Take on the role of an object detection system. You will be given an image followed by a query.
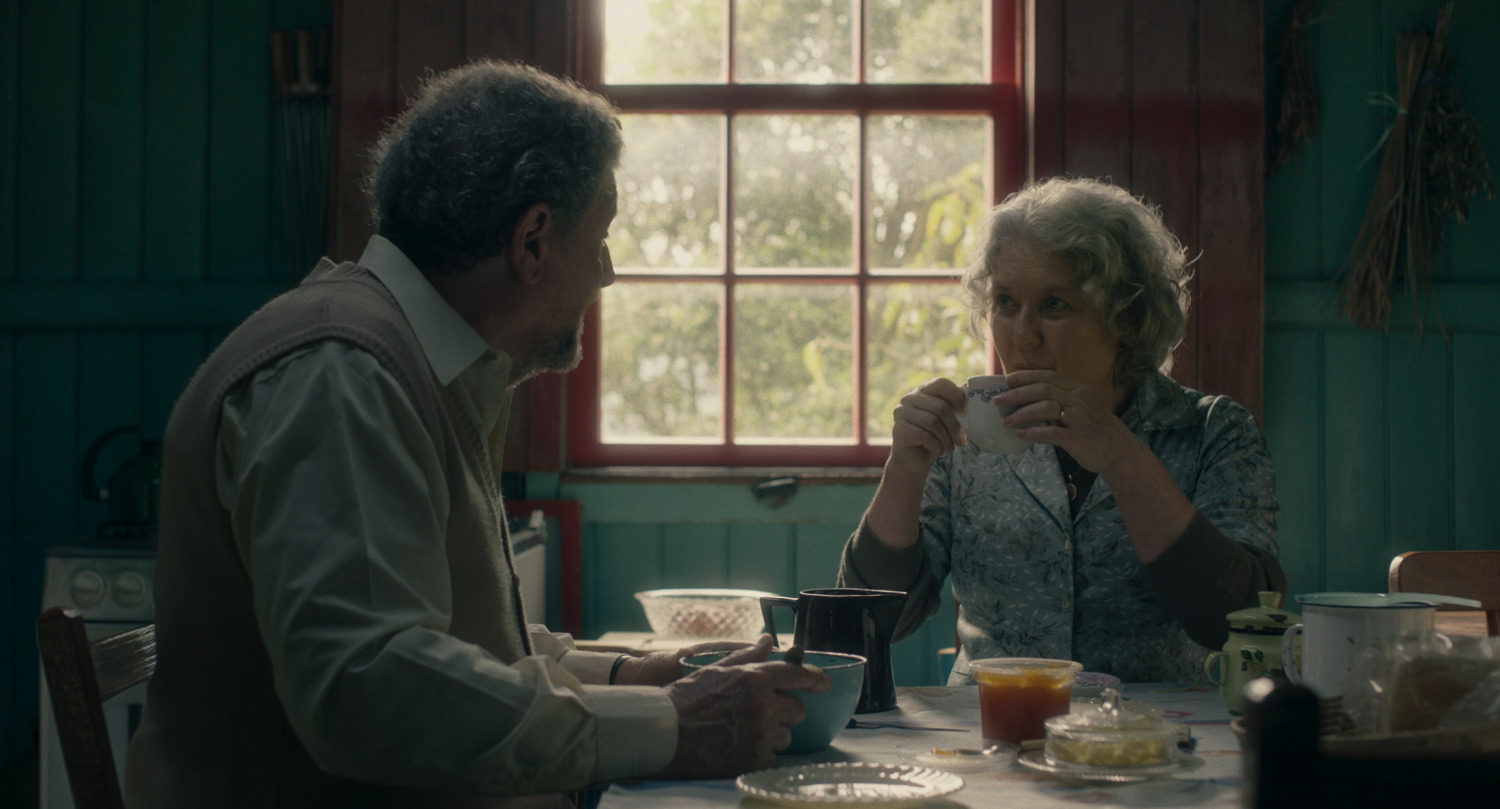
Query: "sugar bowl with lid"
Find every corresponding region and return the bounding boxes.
[1204,591,1299,714]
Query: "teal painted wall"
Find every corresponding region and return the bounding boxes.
[0,0,330,776]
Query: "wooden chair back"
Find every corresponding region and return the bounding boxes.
[1388,550,1500,635]
[36,606,156,809]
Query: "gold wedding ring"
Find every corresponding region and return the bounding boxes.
[1057,406,1067,426]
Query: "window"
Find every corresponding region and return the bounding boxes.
[570,0,1022,467]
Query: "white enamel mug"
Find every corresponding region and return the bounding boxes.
[1279,592,1457,699]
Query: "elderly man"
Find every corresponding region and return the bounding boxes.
[124,60,825,809]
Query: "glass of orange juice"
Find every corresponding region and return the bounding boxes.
[970,657,1083,744]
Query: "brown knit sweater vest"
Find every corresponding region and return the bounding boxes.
[125,260,531,808]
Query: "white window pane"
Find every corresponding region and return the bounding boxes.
[865,282,989,440]
[603,0,723,84]
[616,115,723,274]
[734,284,854,441]
[867,114,989,272]
[601,283,722,440]
[867,0,987,83]
[734,0,855,85]
[733,115,857,273]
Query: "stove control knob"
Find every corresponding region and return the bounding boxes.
[71,570,106,608]
[113,571,148,608]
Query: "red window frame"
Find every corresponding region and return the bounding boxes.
[567,0,1025,468]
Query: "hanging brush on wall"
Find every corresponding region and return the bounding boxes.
[1339,1,1494,334]
[272,27,332,281]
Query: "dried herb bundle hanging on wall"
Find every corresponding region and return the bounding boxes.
[1340,1,1495,332]
[1268,0,1332,176]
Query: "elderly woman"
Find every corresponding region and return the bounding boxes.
[839,176,1284,683]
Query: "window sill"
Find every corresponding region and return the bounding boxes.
[560,466,884,485]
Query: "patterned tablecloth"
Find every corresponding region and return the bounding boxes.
[597,682,1244,808]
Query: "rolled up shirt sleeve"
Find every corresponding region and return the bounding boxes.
[219,341,676,794]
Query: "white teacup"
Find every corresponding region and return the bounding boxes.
[956,375,1031,455]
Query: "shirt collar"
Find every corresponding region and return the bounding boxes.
[1122,370,1199,432]
[357,235,507,387]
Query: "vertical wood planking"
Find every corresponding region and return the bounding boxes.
[209,0,273,281]
[1316,1,1381,284]
[1262,0,1323,282]
[1322,332,1387,591]
[793,524,847,592]
[394,0,466,105]
[0,333,13,757]
[329,0,396,260]
[75,333,144,538]
[584,522,661,636]
[1386,334,1452,557]
[1129,0,1200,392]
[727,524,795,596]
[144,0,209,281]
[140,332,209,438]
[11,335,77,753]
[530,0,571,76]
[0,0,16,282]
[1263,330,1324,596]
[1453,334,1500,551]
[1060,0,1130,184]
[16,0,82,281]
[661,523,728,587]
[81,0,146,282]
[466,0,532,61]
[1028,0,1064,179]
[1196,0,1264,418]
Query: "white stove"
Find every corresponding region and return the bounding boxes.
[39,540,156,809]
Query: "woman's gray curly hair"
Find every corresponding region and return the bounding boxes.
[366,59,622,275]
[960,176,1192,390]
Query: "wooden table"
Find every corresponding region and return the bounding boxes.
[595,682,1244,808]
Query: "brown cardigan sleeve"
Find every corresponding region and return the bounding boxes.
[836,517,943,643]
[1143,511,1287,649]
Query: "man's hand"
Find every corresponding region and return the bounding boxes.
[612,639,758,686]
[655,635,832,779]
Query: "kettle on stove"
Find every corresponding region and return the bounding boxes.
[80,425,162,541]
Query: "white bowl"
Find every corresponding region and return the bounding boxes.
[634,588,779,639]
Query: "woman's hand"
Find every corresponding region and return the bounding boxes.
[998,369,1139,473]
[887,377,969,475]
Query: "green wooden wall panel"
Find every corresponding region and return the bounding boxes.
[16,0,82,281]
[1441,2,1500,281]
[1322,332,1387,592]
[80,0,146,282]
[727,524,795,597]
[661,523,728,587]
[0,333,13,759]
[1263,0,1323,282]
[1386,335,1452,557]
[562,481,876,524]
[1453,334,1500,551]
[584,522,661,637]
[1,0,17,283]
[1263,330,1324,597]
[792,524,846,592]
[1316,2,1383,284]
[209,0,272,281]
[10,334,77,753]
[274,0,331,28]
[140,332,208,439]
[143,0,209,281]
[75,333,144,539]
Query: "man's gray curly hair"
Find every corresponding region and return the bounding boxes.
[366,59,622,275]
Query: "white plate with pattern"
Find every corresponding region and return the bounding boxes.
[736,762,964,808]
